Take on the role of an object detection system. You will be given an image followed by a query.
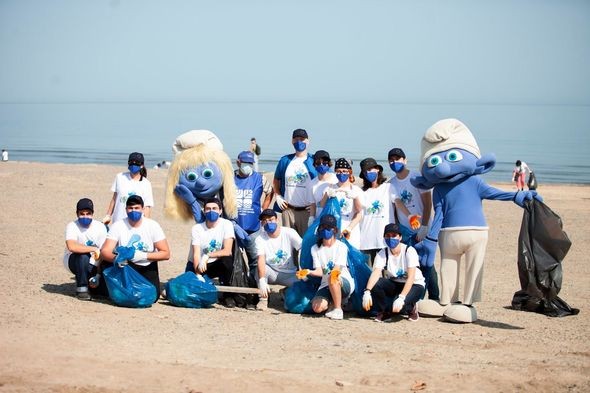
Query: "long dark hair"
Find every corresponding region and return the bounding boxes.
[140,166,147,180]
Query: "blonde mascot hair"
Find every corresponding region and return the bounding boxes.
[164,130,237,221]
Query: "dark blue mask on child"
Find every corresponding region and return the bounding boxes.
[385,237,400,249]
[293,141,307,152]
[390,162,405,173]
[128,165,141,174]
[336,173,349,183]
[77,217,92,227]
[264,222,278,234]
[316,164,330,174]
[127,211,142,222]
[205,210,220,222]
[365,171,378,183]
[320,228,334,240]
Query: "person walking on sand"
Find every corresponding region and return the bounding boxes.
[250,137,261,172]
[512,160,532,191]
[103,152,154,225]
[1,149,7,162]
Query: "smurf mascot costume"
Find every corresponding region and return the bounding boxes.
[411,119,541,323]
[165,130,238,223]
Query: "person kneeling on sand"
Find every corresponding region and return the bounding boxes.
[254,209,302,310]
[297,214,355,320]
[362,223,425,322]
[63,198,107,300]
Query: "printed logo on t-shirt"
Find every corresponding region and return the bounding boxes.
[269,249,288,265]
[338,197,349,210]
[400,189,413,206]
[119,191,137,204]
[323,260,335,275]
[85,239,97,247]
[236,189,254,213]
[287,169,309,185]
[366,200,384,215]
[204,239,222,254]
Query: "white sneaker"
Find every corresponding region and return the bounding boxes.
[325,308,343,320]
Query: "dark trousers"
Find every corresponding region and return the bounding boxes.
[421,265,440,301]
[371,277,425,314]
[68,253,93,291]
[129,261,161,298]
[185,256,233,286]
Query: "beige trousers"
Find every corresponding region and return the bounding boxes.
[439,229,489,305]
[279,207,310,238]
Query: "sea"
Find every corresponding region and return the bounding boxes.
[1,102,589,184]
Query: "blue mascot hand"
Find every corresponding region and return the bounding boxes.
[513,190,543,208]
[113,245,135,266]
[232,221,250,248]
[174,184,198,205]
[414,238,437,268]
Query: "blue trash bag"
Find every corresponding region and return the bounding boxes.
[102,263,157,308]
[341,238,373,317]
[284,280,319,314]
[166,272,218,308]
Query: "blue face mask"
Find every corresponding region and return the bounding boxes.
[316,164,330,175]
[127,210,142,222]
[365,171,378,183]
[320,228,334,240]
[264,222,278,234]
[385,237,400,249]
[78,217,92,227]
[128,165,141,174]
[336,173,349,183]
[293,141,307,152]
[205,210,220,222]
[390,162,405,173]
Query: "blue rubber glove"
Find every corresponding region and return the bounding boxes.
[113,245,135,266]
[413,238,437,268]
[513,190,543,207]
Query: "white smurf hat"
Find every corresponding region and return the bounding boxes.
[420,118,481,167]
[172,130,224,155]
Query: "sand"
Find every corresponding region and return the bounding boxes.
[0,161,588,393]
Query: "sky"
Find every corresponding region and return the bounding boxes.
[1,0,589,106]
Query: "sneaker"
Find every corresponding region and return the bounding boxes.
[76,291,92,301]
[325,308,343,320]
[223,297,236,308]
[256,298,268,311]
[373,311,393,323]
[408,305,419,322]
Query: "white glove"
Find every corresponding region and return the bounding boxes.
[275,195,288,210]
[417,226,429,241]
[307,215,315,227]
[198,254,209,272]
[392,295,406,313]
[362,290,373,311]
[102,215,112,225]
[258,277,270,298]
[326,188,337,198]
[195,273,206,282]
[131,251,148,263]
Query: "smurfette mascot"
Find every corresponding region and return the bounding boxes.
[411,119,542,323]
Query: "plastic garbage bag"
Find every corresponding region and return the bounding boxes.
[284,280,318,314]
[166,271,218,308]
[228,241,257,307]
[511,199,579,317]
[527,172,538,190]
[103,263,157,308]
[341,238,372,316]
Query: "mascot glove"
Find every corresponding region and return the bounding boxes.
[258,277,270,298]
[102,215,112,225]
[362,290,373,311]
[198,255,209,272]
[329,269,341,285]
[232,222,249,243]
[414,238,437,268]
[392,295,405,313]
[514,190,543,208]
[409,215,422,230]
[174,184,198,205]
[131,251,148,263]
[296,269,310,281]
[275,195,288,210]
[416,226,429,241]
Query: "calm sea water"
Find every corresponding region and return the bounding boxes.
[1,102,589,184]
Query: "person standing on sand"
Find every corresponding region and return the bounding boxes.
[250,137,261,172]
[103,152,154,225]
[512,160,532,191]
[1,149,7,162]
[63,198,107,300]
[273,129,317,237]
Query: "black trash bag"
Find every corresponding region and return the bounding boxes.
[511,199,579,317]
[228,241,257,307]
[527,172,538,190]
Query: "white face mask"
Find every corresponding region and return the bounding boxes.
[240,164,253,176]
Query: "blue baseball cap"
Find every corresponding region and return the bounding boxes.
[238,151,255,164]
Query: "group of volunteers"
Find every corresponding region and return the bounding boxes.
[64,128,436,322]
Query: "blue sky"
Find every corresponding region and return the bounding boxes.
[1,0,589,105]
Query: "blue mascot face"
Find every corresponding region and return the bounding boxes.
[421,149,480,185]
[179,162,223,199]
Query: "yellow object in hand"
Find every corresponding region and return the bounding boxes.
[409,214,421,230]
[296,269,310,280]
[330,269,341,284]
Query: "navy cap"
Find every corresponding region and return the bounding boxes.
[387,148,406,159]
[128,152,144,165]
[259,208,277,220]
[238,151,255,164]
[292,128,308,139]
[383,223,402,236]
[319,214,338,229]
[313,150,331,162]
[76,198,94,213]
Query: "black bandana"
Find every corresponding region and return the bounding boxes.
[334,158,352,170]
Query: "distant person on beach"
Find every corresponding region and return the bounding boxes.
[254,209,302,311]
[273,128,317,237]
[297,214,355,320]
[101,195,170,303]
[250,137,261,172]
[308,150,338,224]
[1,149,7,162]
[387,147,438,301]
[153,160,170,170]
[362,223,424,322]
[103,152,154,225]
[319,158,363,249]
[63,198,107,300]
[513,160,532,191]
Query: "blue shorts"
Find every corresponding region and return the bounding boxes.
[313,278,353,302]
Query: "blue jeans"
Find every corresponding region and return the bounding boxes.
[68,253,93,291]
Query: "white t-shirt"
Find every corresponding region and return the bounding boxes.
[309,174,338,217]
[110,172,155,223]
[373,244,425,287]
[324,183,363,249]
[255,227,302,273]
[189,218,235,263]
[107,217,166,266]
[284,156,314,207]
[311,240,355,292]
[360,183,398,250]
[63,219,107,270]
[388,170,431,229]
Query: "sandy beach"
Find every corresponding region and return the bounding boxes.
[0,161,588,393]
